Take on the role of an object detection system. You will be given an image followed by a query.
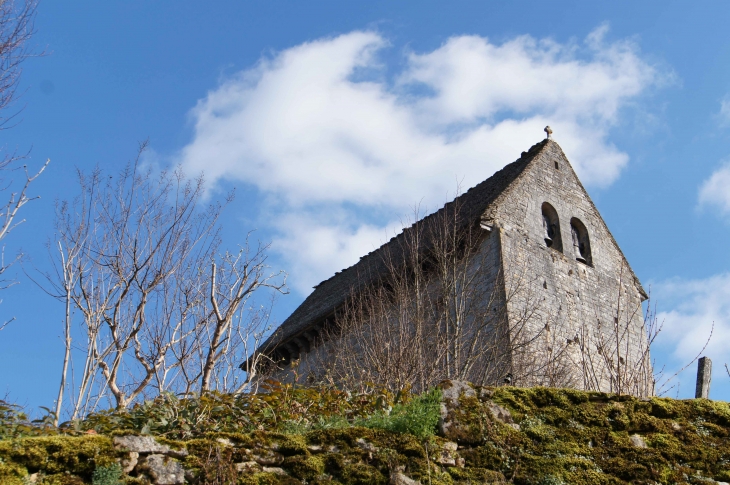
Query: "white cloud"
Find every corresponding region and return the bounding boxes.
[699,97,730,219]
[271,213,403,292]
[651,274,730,397]
[178,27,661,293]
[699,161,730,217]
[720,97,730,125]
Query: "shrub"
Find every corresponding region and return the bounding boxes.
[92,463,122,485]
[0,400,57,439]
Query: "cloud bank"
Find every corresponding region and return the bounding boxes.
[179,27,660,293]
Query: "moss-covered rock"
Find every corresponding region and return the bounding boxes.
[284,454,325,480]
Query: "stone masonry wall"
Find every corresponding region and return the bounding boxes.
[493,141,651,395]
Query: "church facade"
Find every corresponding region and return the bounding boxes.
[246,139,653,396]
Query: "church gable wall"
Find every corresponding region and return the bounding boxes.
[493,142,651,395]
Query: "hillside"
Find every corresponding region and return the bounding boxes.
[1,381,730,484]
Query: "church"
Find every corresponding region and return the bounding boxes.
[245,136,653,397]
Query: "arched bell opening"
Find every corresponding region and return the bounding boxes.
[570,217,592,266]
[541,202,563,252]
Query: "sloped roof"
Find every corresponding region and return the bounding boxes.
[253,139,551,358]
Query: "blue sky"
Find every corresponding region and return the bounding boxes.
[2,0,730,411]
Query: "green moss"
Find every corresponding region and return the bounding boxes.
[423,469,454,485]
[273,434,309,456]
[459,442,504,470]
[33,473,86,485]
[250,471,302,485]
[0,435,118,481]
[284,454,324,480]
[0,461,25,485]
[440,394,487,445]
[715,469,730,481]
[309,478,343,485]
[447,466,505,483]
[120,478,148,485]
[648,397,678,419]
[340,463,386,485]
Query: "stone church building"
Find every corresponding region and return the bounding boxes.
[247,138,653,396]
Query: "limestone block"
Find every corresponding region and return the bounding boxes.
[120,451,139,474]
[262,466,288,475]
[629,434,647,448]
[485,401,519,430]
[236,461,262,473]
[138,454,185,485]
[440,380,476,403]
[436,450,456,467]
[252,449,285,466]
[356,438,378,452]
[390,471,422,485]
[113,435,188,458]
[438,380,484,444]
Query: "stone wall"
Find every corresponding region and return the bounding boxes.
[493,141,651,395]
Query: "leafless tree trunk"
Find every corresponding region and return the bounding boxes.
[52,241,78,425]
[200,244,287,391]
[26,166,81,425]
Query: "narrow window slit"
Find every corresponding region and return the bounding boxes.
[541,202,563,253]
[570,217,593,266]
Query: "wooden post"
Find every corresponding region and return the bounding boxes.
[695,356,712,399]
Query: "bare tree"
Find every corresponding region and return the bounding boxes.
[0,0,47,329]
[38,232,83,425]
[47,143,223,410]
[162,241,288,396]
[41,143,287,416]
[0,159,47,322]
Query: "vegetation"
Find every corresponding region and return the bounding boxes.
[2,383,730,484]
